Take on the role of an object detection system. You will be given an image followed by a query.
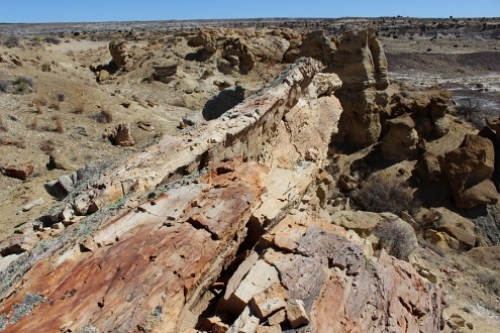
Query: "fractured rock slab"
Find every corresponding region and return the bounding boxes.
[286,299,309,328]
[250,283,287,319]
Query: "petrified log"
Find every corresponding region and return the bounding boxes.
[0,58,442,332]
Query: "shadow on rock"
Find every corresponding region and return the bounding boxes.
[185,49,215,62]
[202,86,245,121]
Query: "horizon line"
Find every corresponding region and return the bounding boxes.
[1,16,498,25]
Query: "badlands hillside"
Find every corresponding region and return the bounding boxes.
[0,17,499,332]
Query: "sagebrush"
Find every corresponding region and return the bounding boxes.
[12,76,34,94]
[353,172,418,216]
[476,270,500,297]
[374,218,418,261]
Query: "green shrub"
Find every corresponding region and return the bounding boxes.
[41,63,51,72]
[12,76,34,94]
[0,79,12,93]
[4,35,20,48]
[29,36,42,46]
[43,36,61,45]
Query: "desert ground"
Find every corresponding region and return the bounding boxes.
[0,17,499,332]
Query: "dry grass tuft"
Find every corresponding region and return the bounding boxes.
[54,115,64,133]
[49,100,61,111]
[73,100,85,114]
[475,270,500,297]
[94,108,113,124]
[352,171,419,216]
[29,117,39,130]
[0,115,8,132]
[37,94,48,106]
[34,99,43,114]
[41,63,51,72]
[12,76,34,94]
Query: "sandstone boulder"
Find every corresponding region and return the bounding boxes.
[419,208,476,250]
[441,134,498,208]
[153,62,177,83]
[187,27,291,67]
[98,69,110,82]
[381,114,419,161]
[333,90,383,147]
[2,162,34,180]
[390,86,452,139]
[425,229,461,250]
[330,210,386,237]
[243,29,290,64]
[414,151,442,181]
[188,27,218,54]
[413,88,452,138]
[44,172,78,198]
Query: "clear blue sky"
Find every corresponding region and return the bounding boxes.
[1,0,498,23]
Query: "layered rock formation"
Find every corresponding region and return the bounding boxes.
[331,29,390,147]
[0,58,442,332]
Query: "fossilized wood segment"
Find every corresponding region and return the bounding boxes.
[252,213,442,333]
[56,57,337,219]
[0,57,442,333]
[0,58,339,332]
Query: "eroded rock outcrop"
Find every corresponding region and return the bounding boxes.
[0,58,442,333]
[297,30,337,66]
[103,122,136,147]
[109,40,130,70]
[332,29,390,147]
[331,29,388,90]
[390,86,453,140]
[187,27,291,72]
[440,134,498,208]
[221,38,255,74]
[419,208,477,250]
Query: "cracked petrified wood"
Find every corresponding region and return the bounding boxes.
[0,58,442,333]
